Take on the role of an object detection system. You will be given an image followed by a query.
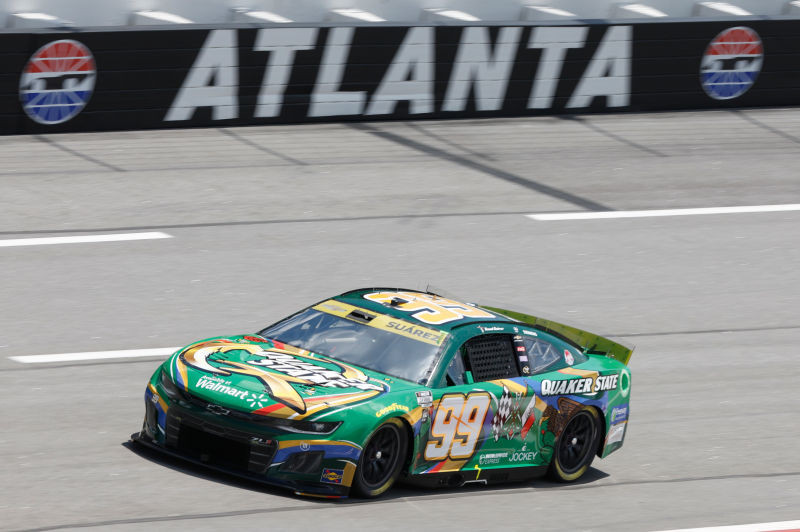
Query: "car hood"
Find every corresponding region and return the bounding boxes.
[165,335,410,419]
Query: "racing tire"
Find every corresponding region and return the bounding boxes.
[548,407,600,482]
[352,418,407,498]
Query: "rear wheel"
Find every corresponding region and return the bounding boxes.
[352,418,407,498]
[548,408,600,482]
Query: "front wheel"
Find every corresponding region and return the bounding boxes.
[548,408,600,482]
[352,418,407,498]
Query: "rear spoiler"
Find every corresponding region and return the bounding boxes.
[482,306,634,366]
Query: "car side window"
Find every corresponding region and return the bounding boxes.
[462,334,520,382]
[520,335,587,374]
[444,352,467,386]
[524,337,563,373]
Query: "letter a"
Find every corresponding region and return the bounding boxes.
[366,27,434,115]
[567,26,632,108]
[165,29,238,121]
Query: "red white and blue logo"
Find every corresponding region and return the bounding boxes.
[19,40,96,125]
[700,27,763,101]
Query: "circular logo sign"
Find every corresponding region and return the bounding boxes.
[19,40,96,125]
[700,27,763,101]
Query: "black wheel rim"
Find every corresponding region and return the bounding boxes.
[557,411,595,474]
[361,425,401,488]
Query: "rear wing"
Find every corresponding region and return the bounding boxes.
[482,306,634,366]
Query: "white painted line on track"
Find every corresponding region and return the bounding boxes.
[653,520,800,532]
[9,347,179,364]
[0,232,172,247]
[528,204,800,221]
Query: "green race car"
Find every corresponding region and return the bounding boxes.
[133,288,632,498]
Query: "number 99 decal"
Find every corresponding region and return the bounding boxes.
[424,392,491,461]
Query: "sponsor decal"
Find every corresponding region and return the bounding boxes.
[491,386,517,441]
[320,468,344,484]
[619,368,631,399]
[178,340,386,413]
[20,40,96,125]
[375,403,410,417]
[701,26,762,101]
[478,449,537,465]
[246,393,268,409]
[165,26,631,123]
[300,442,310,451]
[542,397,583,438]
[196,375,249,399]
[541,374,618,396]
[611,405,628,423]
[564,349,574,366]
[509,451,537,463]
[519,395,537,439]
[385,321,445,343]
[479,452,508,465]
[416,390,433,407]
[542,378,592,396]
[522,329,538,336]
[516,346,526,352]
[606,423,625,445]
[247,350,383,391]
[243,335,268,343]
[491,386,537,441]
[479,326,505,332]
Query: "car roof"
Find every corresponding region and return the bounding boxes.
[333,287,515,332]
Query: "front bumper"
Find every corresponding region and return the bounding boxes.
[139,384,357,498]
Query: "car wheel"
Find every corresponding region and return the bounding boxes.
[352,418,407,498]
[548,408,599,482]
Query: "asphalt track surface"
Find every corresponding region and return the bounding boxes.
[2,109,799,532]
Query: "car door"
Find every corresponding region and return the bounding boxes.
[411,327,540,475]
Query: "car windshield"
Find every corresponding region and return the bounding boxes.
[259,305,447,385]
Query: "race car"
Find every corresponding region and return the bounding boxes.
[133,288,632,498]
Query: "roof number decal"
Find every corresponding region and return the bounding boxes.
[363,291,494,325]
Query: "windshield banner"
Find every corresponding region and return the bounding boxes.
[314,300,448,346]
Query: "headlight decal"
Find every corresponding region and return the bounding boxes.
[172,354,189,390]
[146,383,168,430]
[147,383,168,412]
